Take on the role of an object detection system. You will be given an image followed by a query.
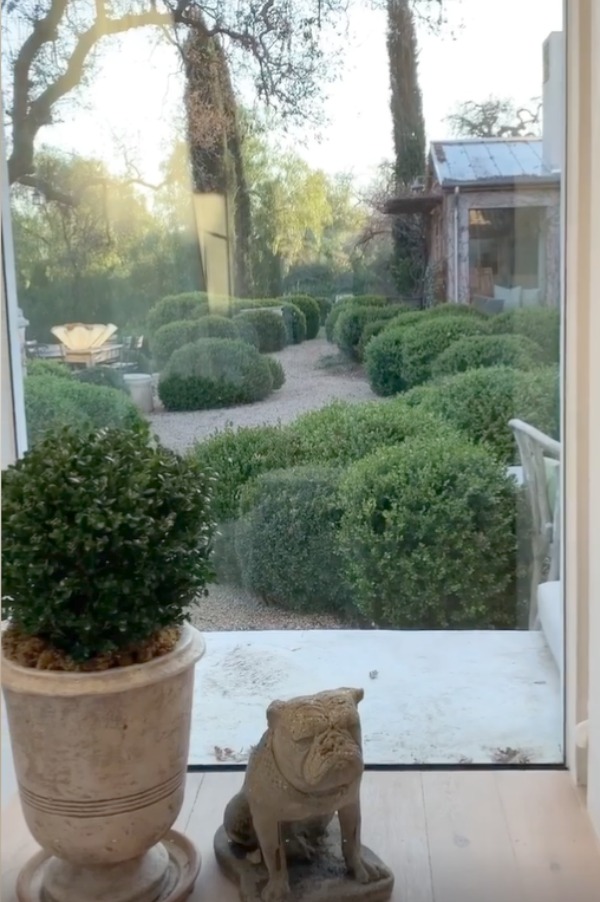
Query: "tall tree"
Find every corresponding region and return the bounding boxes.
[447,96,542,139]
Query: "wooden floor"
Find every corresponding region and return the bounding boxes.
[2,771,600,901]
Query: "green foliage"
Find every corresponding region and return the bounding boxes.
[74,367,127,392]
[192,424,301,522]
[25,359,72,379]
[339,435,518,629]
[333,304,409,360]
[364,315,427,396]
[266,356,286,390]
[25,376,144,447]
[403,365,560,463]
[233,309,286,352]
[281,295,321,339]
[158,339,273,411]
[396,315,491,389]
[152,320,202,369]
[490,307,560,363]
[432,333,546,378]
[424,303,488,319]
[195,315,241,342]
[324,296,389,342]
[147,292,209,337]
[313,296,333,325]
[281,302,307,344]
[1,424,215,661]
[357,312,421,361]
[236,467,353,614]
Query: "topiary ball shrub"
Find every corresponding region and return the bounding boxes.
[158,338,273,411]
[26,359,72,379]
[1,423,215,664]
[282,295,321,340]
[152,319,202,369]
[313,296,333,325]
[432,333,546,378]
[233,309,287,353]
[236,466,354,615]
[266,356,285,390]
[74,366,126,392]
[489,307,560,363]
[147,291,209,337]
[25,376,144,447]
[357,312,422,361]
[338,434,518,629]
[397,314,491,389]
[289,398,450,466]
[324,297,388,343]
[363,322,418,396]
[423,302,488,320]
[403,364,560,464]
[195,314,241,342]
[281,302,307,344]
[333,305,410,360]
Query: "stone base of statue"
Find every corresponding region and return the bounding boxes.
[214,820,394,902]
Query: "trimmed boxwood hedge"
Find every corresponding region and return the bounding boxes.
[266,356,285,390]
[403,364,560,464]
[432,333,546,378]
[233,309,286,353]
[147,292,209,336]
[338,434,518,629]
[282,295,321,340]
[357,312,422,362]
[313,296,333,325]
[398,315,491,389]
[423,302,488,320]
[281,302,307,344]
[235,466,353,614]
[25,359,72,379]
[333,305,410,360]
[25,375,144,447]
[74,367,127,392]
[324,296,388,343]
[195,315,241,342]
[489,307,560,363]
[158,338,273,411]
[152,319,202,368]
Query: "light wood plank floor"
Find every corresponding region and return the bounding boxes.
[2,771,600,901]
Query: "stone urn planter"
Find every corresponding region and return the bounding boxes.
[2,623,205,902]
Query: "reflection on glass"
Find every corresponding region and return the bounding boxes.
[2,0,564,766]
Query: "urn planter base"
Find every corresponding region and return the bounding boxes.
[16,830,200,902]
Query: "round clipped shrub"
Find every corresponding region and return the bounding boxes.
[364,322,418,396]
[432,333,546,378]
[339,434,518,629]
[266,356,285,390]
[26,359,72,379]
[1,422,214,663]
[403,364,560,463]
[423,302,487,319]
[158,338,273,411]
[74,366,126,392]
[193,423,302,523]
[233,309,286,353]
[147,292,209,336]
[324,297,387,343]
[236,467,353,614]
[282,295,321,340]
[357,312,422,361]
[289,397,450,466]
[313,296,333,325]
[333,305,409,360]
[24,376,145,447]
[281,302,307,344]
[152,319,202,368]
[490,307,560,363]
[398,314,491,389]
[195,314,240,342]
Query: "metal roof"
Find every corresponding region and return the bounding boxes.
[430,139,560,189]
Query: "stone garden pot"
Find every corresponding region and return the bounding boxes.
[1,623,205,902]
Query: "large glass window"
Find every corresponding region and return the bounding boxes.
[2,0,565,767]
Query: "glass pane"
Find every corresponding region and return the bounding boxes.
[2,0,564,768]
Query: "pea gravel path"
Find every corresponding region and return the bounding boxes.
[146,335,379,632]
[147,336,377,454]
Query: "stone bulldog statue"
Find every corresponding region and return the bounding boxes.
[214,687,394,902]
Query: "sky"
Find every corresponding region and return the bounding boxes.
[11,0,564,188]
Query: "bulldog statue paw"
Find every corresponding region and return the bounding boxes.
[214,687,394,902]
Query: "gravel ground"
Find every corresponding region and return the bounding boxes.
[150,334,378,630]
[147,335,378,454]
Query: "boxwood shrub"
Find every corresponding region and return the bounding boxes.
[233,309,286,353]
[195,314,240,342]
[333,305,410,360]
[489,307,560,363]
[338,434,518,629]
[74,367,126,392]
[281,302,307,344]
[432,333,546,378]
[235,466,353,614]
[25,375,144,447]
[398,315,491,389]
[313,296,333,325]
[266,357,285,390]
[158,338,273,411]
[403,364,560,463]
[147,292,209,336]
[357,312,423,362]
[26,359,72,379]
[423,302,488,320]
[152,319,202,368]
[282,295,321,339]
